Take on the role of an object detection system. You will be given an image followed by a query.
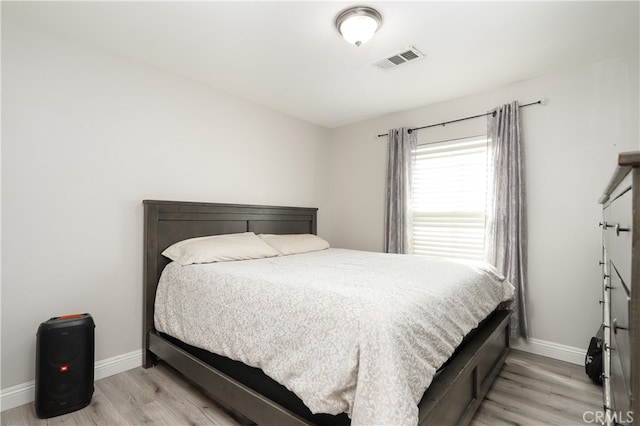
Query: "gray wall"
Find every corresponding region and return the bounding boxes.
[323,54,640,352]
[1,13,329,389]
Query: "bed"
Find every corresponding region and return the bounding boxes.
[143,200,512,425]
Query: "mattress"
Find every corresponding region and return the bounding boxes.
[154,248,514,425]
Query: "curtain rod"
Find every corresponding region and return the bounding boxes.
[376,98,548,138]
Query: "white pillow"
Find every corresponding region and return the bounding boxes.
[162,232,280,266]
[258,234,330,255]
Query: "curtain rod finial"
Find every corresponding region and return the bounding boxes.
[540,97,549,106]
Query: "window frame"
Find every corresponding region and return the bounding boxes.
[410,134,489,261]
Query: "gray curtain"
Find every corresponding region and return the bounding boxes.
[384,127,417,254]
[485,101,529,339]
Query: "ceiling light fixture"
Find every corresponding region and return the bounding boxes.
[335,6,382,47]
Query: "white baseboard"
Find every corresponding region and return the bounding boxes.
[511,337,586,366]
[0,349,142,412]
[1,339,585,412]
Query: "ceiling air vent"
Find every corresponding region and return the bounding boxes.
[373,46,425,70]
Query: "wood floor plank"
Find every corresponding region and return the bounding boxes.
[472,397,546,426]
[549,377,603,405]
[482,384,581,425]
[498,368,553,394]
[128,365,241,425]
[123,399,192,426]
[0,405,45,426]
[469,411,510,426]
[1,349,602,426]
[65,392,128,426]
[502,357,572,385]
[471,350,602,426]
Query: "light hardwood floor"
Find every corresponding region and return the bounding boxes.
[1,349,602,425]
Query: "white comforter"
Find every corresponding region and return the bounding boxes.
[154,248,514,425]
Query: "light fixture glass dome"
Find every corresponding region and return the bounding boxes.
[335,6,382,47]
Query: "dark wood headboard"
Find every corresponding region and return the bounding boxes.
[142,200,318,366]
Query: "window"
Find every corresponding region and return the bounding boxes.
[411,135,488,261]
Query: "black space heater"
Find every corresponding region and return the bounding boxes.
[35,313,95,418]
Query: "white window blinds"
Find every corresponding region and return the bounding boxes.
[411,135,488,261]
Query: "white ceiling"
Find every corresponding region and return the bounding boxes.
[5,1,639,128]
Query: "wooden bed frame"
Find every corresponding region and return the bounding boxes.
[143,200,511,425]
